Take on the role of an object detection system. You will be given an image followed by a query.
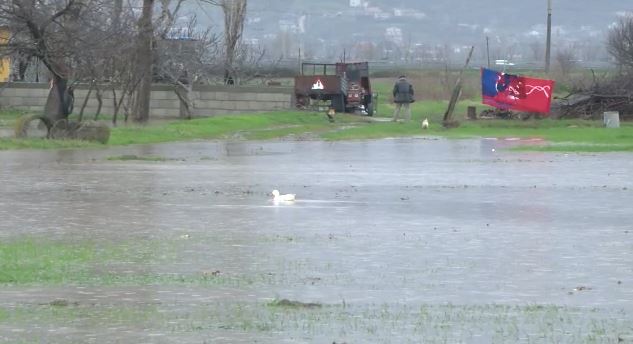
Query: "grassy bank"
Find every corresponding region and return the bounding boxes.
[1,105,632,152]
[0,109,27,128]
[444,119,633,152]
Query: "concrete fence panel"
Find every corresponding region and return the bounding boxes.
[0,83,294,119]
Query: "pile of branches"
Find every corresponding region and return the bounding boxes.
[553,73,633,120]
[478,109,537,120]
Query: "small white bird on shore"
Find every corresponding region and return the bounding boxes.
[272,189,296,202]
[421,118,429,129]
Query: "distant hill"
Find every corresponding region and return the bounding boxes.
[186,0,632,63]
[245,0,630,40]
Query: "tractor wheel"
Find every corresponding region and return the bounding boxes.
[366,102,374,116]
[295,95,308,110]
[363,94,375,116]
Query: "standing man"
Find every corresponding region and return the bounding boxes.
[392,75,414,122]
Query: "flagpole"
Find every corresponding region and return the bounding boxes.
[545,0,552,73]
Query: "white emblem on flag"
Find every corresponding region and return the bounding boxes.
[312,79,324,90]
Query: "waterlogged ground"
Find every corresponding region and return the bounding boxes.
[1,138,633,343]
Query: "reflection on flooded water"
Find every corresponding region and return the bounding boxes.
[1,138,633,343]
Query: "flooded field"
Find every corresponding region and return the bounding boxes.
[1,138,632,343]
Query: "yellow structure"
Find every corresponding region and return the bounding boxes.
[0,26,10,82]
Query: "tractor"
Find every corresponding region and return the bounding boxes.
[294,62,375,116]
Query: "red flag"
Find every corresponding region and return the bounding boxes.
[482,68,555,114]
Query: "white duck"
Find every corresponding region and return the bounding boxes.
[272,189,296,202]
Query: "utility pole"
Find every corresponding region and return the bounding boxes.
[486,36,491,68]
[545,0,552,73]
[298,47,302,74]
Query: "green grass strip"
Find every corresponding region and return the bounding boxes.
[2,107,633,152]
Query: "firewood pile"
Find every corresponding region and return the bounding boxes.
[552,74,633,120]
[478,109,535,120]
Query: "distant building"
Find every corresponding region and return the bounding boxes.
[410,11,427,20]
[243,38,260,47]
[385,27,403,45]
[366,7,391,20]
[279,19,298,33]
[166,27,192,40]
[247,17,262,24]
[394,8,426,19]
[298,15,306,34]
[350,0,362,7]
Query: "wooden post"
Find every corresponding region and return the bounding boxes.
[467,106,477,120]
[443,46,475,127]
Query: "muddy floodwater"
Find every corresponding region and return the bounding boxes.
[1,138,633,343]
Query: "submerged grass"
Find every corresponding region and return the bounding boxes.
[0,237,281,287]
[0,238,164,286]
[513,143,633,152]
[0,137,99,150]
[0,237,630,342]
[0,303,158,328]
[107,154,170,161]
[0,239,95,284]
[1,300,628,343]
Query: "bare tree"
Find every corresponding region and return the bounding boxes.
[104,1,142,125]
[555,47,576,77]
[230,43,267,83]
[202,0,247,85]
[157,0,185,38]
[155,16,221,119]
[113,0,123,31]
[0,0,88,123]
[607,16,633,71]
[528,41,543,63]
[0,0,157,127]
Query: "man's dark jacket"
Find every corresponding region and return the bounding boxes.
[393,78,414,104]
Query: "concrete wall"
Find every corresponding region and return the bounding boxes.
[0,83,294,118]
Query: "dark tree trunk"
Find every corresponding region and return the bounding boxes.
[79,81,95,122]
[174,82,193,119]
[44,74,73,123]
[133,0,155,123]
[221,0,246,85]
[17,55,31,81]
[112,88,120,126]
[94,87,103,120]
[224,70,235,85]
